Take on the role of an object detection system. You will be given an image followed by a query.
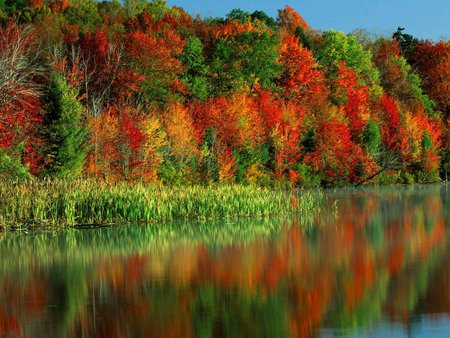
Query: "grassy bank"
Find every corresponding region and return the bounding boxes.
[0,179,322,228]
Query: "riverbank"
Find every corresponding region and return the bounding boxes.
[0,180,323,229]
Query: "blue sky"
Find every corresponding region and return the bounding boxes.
[167,0,450,41]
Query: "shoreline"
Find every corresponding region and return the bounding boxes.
[1,179,447,231]
[0,180,323,229]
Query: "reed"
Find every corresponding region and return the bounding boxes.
[0,179,323,228]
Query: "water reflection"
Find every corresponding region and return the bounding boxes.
[0,184,449,337]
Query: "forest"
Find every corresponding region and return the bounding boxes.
[0,0,449,187]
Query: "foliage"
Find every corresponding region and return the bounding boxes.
[374,39,435,115]
[393,27,417,60]
[278,34,327,104]
[226,8,250,23]
[64,0,102,29]
[125,17,185,104]
[0,147,32,179]
[181,36,210,101]
[0,23,43,174]
[210,31,281,94]
[250,10,276,29]
[413,40,450,116]
[0,3,447,185]
[317,30,382,96]
[362,119,381,156]
[46,72,88,177]
[277,5,308,34]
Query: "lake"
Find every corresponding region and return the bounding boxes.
[0,184,449,337]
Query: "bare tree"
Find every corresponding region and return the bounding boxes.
[0,23,43,130]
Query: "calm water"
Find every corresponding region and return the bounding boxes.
[0,184,449,338]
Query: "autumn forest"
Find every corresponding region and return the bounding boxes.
[0,1,449,186]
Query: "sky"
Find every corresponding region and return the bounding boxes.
[167,0,450,41]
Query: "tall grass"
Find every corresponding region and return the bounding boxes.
[0,179,322,228]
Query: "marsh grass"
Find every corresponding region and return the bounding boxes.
[0,179,322,228]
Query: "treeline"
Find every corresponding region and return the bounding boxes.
[0,1,449,186]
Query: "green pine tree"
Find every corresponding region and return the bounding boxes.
[47,73,88,177]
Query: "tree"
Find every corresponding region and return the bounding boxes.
[305,119,355,183]
[78,28,138,109]
[123,0,146,18]
[140,113,167,181]
[392,27,417,60]
[64,0,102,30]
[47,72,88,177]
[335,61,371,140]
[413,40,450,117]
[277,5,308,34]
[317,30,382,96]
[250,11,276,29]
[278,34,327,105]
[163,102,199,167]
[97,0,126,27]
[362,119,381,156]
[181,37,210,101]
[0,148,33,179]
[0,22,43,174]
[210,31,281,95]
[378,94,403,152]
[441,117,450,180]
[374,39,434,115]
[126,17,185,104]
[421,131,440,174]
[0,3,448,183]
[295,26,313,50]
[87,104,167,182]
[86,107,122,179]
[255,91,305,181]
[226,9,250,23]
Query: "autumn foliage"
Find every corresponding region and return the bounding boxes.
[0,2,447,184]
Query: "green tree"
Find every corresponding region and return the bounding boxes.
[250,10,276,29]
[390,56,435,115]
[420,131,440,180]
[47,73,88,177]
[317,30,382,96]
[181,37,210,101]
[123,0,146,18]
[362,119,381,156]
[210,32,281,95]
[3,0,27,15]
[64,0,102,30]
[0,147,32,180]
[295,25,313,50]
[393,27,417,60]
[226,8,250,23]
[373,40,435,115]
[144,0,168,20]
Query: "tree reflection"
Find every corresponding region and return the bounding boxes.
[0,185,448,337]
